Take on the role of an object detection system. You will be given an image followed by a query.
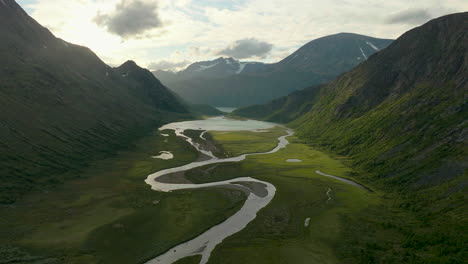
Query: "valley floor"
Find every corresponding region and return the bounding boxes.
[0,120,446,264]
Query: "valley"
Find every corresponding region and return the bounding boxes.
[1,1,466,263]
[0,115,387,264]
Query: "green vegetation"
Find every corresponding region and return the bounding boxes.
[208,126,287,157]
[0,129,246,263]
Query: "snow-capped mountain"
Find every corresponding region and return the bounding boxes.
[173,57,265,80]
[275,33,393,74]
[153,33,393,107]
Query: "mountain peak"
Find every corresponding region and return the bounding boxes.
[121,60,138,67]
[277,32,393,73]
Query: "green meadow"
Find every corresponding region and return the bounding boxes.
[209,126,286,157]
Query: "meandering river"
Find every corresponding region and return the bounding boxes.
[144,116,366,264]
[144,117,288,264]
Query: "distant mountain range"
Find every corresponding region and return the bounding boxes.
[235,12,467,262]
[154,57,266,82]
[154,33,393,107]
[0,0,192,203]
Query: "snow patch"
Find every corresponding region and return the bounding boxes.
[359,47,368,60]
[285,54,299,64]
[225,58,237,65]
[366,41,380,51]
[196,62,220,72]
[236,62,248,74]
[1,0,6,7]
[304,218,311,227]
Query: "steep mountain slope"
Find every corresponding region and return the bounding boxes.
[235,12,467,262]
[0,0,192,203]
[154,34,393,107]
[187,104,224,116]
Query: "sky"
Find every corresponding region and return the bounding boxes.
[17,0,468,71]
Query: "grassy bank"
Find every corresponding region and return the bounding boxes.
[208,126,287,157]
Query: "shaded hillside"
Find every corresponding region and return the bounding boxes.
[233,84,322,123]
[154,34,393,107]
[0,0,192,203]
[187,104,224,117]
[235,12,467,262]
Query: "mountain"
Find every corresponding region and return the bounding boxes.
[0,0,192,203]
[274,33,393,74]
[181,57,266,79]
[154,33,393,107]
[187,104,224,116]
[153,58,265,83]
[234,12,467,261]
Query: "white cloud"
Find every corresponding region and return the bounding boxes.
[18,0,468,69]
[385,9,434,25]
[148,60,191,71]
[217,38,273,59]
[94,0,163,38]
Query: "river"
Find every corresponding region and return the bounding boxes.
[144,116,366,264]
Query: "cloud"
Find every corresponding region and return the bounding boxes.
[217,38,273,59]
[385,9,433,25]
[148,60,191,71]
[94,0,163,38]
[21,0,468,67]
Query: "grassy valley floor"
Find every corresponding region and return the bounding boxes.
[1,124,425,264]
